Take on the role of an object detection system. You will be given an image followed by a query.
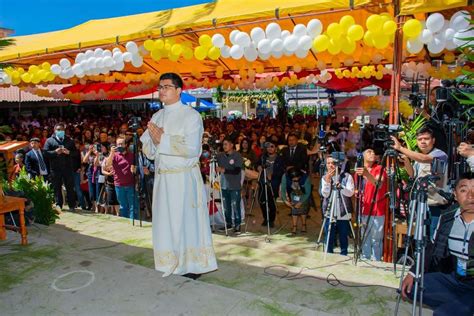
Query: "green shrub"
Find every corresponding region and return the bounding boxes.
[11,168,58,225]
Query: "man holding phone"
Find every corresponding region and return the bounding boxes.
[43,123,77,210]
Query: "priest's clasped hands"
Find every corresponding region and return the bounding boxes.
[148,122,164,145]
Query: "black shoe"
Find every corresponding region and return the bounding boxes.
[269,222,275,228]
[261,221,267,226]
[183,273,201,280]
[233,226,241,234]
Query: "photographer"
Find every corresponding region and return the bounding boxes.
[217,138,243,234]
[321,155,354,256]
[355,148,388,261]
[401,172,474,315]
[281,167,311,235]
[391,126,449,239]
[257,141,285,228]
[458,142,474,172]
[106,136,136,219]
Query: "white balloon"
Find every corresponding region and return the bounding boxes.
[131,56,143,68]
[266,23,281,40]
[79,60,89,71]
[307,19,323,38]
[94,48,104,58]
[84,50,94,59]
[295,49,308,58]
[271,38,284,52]
[282,47,293,56]
[407,38,424,54]
[59,58,71,68]
[298,35,313,51]
[426,13,445,33]
[258,51,271,60]
[445,39,457,50]
[212,34,226,48]
[257,39,272,54]
[72,64,83,75]
[235,32,251,47]
[283,35,299,52]
[453,29,473,47]
[113,52,123,63]
[104,56,114,67]
[114,61,125,71]
[103,50,112,58]
[272,50,283,58]
[244,46,258,62]
[293,24,307,37]
[75,53,86,63]
[427,36,446,54]
[220,45,231,58]
[229,45,244,59]
[95,58,104,69]
[250,27,266,43]
[50,64,62,75]
[445,28,456,41]
[420,29,433,44]
[125,41,138,53]
[112,47,122,54]
[450,10,471,31]
[229,30,240,45]
[123,52,133,62]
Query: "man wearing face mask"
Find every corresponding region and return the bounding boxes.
[106,136,136,219]
[43,123,77,210]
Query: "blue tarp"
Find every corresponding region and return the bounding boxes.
[181,93,216,112]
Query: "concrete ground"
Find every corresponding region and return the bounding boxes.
[0,206,430,315]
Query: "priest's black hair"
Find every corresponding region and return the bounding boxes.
[160,73,183,89]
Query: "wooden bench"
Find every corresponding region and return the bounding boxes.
[0,196,28,245]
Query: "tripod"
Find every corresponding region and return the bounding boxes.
[316,161,355,257]
[394,176,432,316]
[208,151,229,236]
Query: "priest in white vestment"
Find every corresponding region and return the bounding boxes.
[140,73,217,278]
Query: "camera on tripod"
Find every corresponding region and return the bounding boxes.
[128,117,141,130]
[408,83,426,108]
[373,124,402,148]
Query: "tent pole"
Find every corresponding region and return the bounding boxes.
[384,9,405,264]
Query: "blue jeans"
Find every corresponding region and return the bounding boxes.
[361,215,385,261]
[409,272,474,316]
[73,172,86,209]
[324,219,350,255]
[115,186,137,219]
[221,189,241,228]
[87,175,96,202]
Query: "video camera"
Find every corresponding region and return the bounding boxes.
[408,83,426,109]
[128,117,142,130]
[373,124,402,149]
[435,80,474,120]
[330,151,345,163]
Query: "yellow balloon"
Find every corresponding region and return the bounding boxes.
[343,69,351,78]
[331,57,341,69]
[11,70,20,79]
[383,21,397,35]
[151,49,162,61]
[366,15,382,32]
[403,19,422,38]
[347,25,364,41]
[363,31,374,47]
[194,46,208,60]
[171,44,183,56]
[29,65,40,74]
[154,39,165,50]
[372,32,389,49]
[41,62,51,70]
[183,47,194,60]
[359,54,371,65]
[312,34,329,52]
[444,52,455,63]
[341,38,356,54]
[340,15,355,30]
[37,69,48,80]
[21,73,32,83]
[46,73,55,82]
[144,39,155,51]
[199,34,212,47]
[12,76,21,85]
[327,38,341,55]
[327,23,343,39]
[32,74,41,84]
[207,46,221,60]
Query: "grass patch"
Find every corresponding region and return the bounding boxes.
[0,245,61,292]
[121,238,152,248]
[250,299,299,316]
[321,288,354,312]
[123,252,154,268]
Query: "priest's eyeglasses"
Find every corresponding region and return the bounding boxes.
[157,85,176,91]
